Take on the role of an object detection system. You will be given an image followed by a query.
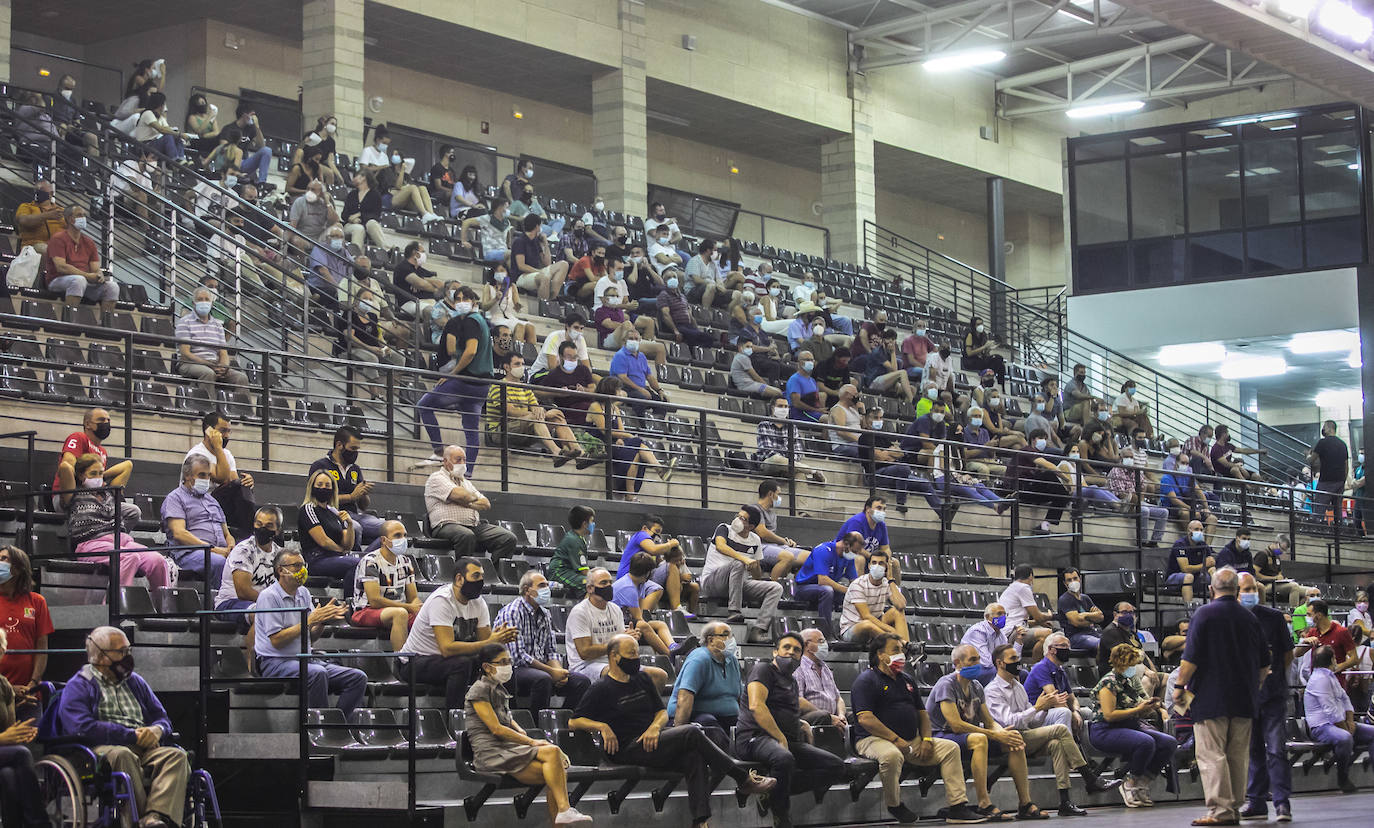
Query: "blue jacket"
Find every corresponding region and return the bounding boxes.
[40,666,175,746]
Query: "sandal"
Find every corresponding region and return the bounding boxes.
[977,805,1015,822]
[1017,803,1049,820]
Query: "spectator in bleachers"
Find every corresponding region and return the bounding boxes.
[754,398,828,483]
[794,628,845,722]
[1295,599,1358,680]
[463,644,595,827]
[511,213,570,302]
[645,201,692,261]
[52,74,99,157]
[1003,429,1071,536]
[589,376,674,500]
[1096,602,1163,694]
[647,224,685,275]
[617,243,663,313]
[848,309,888,372]
[45,625,192,828]
[303,426,382,547]
[0,626,45,828]
[785,350,830,425]
[1056,568,1102,654]
[566,568,670,688]
[655,271,715,347]
[183,93,221,157]
[960,603,1015,685]
[487,352,584,465]
[551,505,595,593]
[1349,590,1372,639]
[480,263,537,346]
[131,92,186,163]
[1041,377,1066,432]
[1088,643,1176,808]
[900,320,935,384]
[851,633,985,825]
[298,115,344,186]
[828,384,863,459]
[794,532,861,633]
[998,564,1054,661]
[863,329,916,405]
[187,411,257,538]
[839,548,908,646]
[836,496,893,560]
[929,644,1048,820]
[419,286,492,465]
[343,288,407,394]
[923,341,956,396]
[685,239,738,309]
[1024,633,1085,732]
[349,520,419,652]
[294,471,363,595]
[426,144,458,204]
[1167,520,1216,603]
[1236,573,1295,821]
[44,206,117,311]
[307,224,352,317]
[214,104,273,187]
[1062,364,1095,426]
[598,287,665,365]
[175,287,249,398]
[53,408,128,507]
[422,443,516,558]
[789,307,844,356]
[728,311,783,395]
[571,633,777,826]
[610,328,668,412]
[959,317,1006,387]
[618,517,696,614]
[458,197,512,264]
[536,340,596,430]
[754,480,810,579]
[669,621,744,741]
[562,237,606,304]
[253,548,367,716]
[1303,644,1372,793]
[213,506,282,624]
[734,630,848,828]
[1158,464,1217,539]
[342,170,388,250]
[500,158,533,203]
[492,570,591,713]
[612,553,694,661]
[531,312,590,376]
[1111,380,1153,441]
[13,91,58,156]
[1307,419,1349,522]
[160,453,233,586]
[64,453,171,590]
[700,506,783,644]
[15,178,65,257]
[1214,527,1254,574]
[0,546,50,719]
[900,398,949,463]
[978,390,1027,453]
[392,240,442,318]
[449,165,485,218]
[855,409,944,520]
[1022,394,1063,454]
[754,278,793,336]
[288,180,339,253]
[1057,443,1119,513]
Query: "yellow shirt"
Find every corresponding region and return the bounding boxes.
[16,201,64,246]
[484,382,537,433]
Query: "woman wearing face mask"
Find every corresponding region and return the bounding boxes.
[960,316,1006,387]
[1112,380,1154,440]
[481,264,535,345]
[286,145,327,197]
[381,144,442,224]
[292,114,343,186]
[1004,429,1072,535]
[1088,644,1176,808]
[1057,437,1121,513]
[450,165,485,218]
[341,170,389,249]
[855,409,943,518]
[65,454,170,589]
[0,546,51,720]
[297,471,361,597]
[430,280,465,344]
[184,94,221,156]
[502,158,535,204]
[132,92,187,163]
[344,289,406,397]
[753,279,792,335]
[586,376,672,502]
[464,643,592,826]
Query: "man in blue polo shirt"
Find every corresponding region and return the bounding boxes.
[785,351,828,423]
[1166,520,1215,603]
[1023,632,1084,733]
[794,532,862,631]
[835,496,891,559]
[1213,527,1254,574]
[608,329,665,415]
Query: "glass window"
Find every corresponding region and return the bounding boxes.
[1076,245,1129,292]
[1301,130,1361,220]
[1130,152,1184,239]
[1074,160,1128,245]
[1242,137,1300,226]
[1132,239,1185,286]
[1188,233,1244,281]
[1186,144,1241,233]
[1073,136,1126,162]
[1246,225,1303,272]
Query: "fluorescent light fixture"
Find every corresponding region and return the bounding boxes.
[1287,330,1360,354]
[923,49,1006,72]
[1315,389,1364,408]
[1066,100,1145,119]
[1318,143,1356,153]
[1347,350,1362,368]
[1219,355,1287,379]
[1130,136,1166,146]
[1350,163,1362,170]
[1248,166,1282,175]
[647,110,691,128]
[1157,342,1226,366]
[1317,1,1374,43]
[1216,112,1297,128]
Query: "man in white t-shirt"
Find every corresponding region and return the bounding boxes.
[839,548,909,644]
[647,225,683,275]
[349,520,420,652]
[186,411,256,537]
[565,568,670,689]
[528,312,590,375]
[699,505,783,644]
[924,344,956,394]
[401,557,516,708]
[997,564,1055,660]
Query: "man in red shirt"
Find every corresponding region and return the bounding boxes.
[1297,599,1358,686]
[43,205,117,311]
[53,408,132,506]
[0,546,53,718]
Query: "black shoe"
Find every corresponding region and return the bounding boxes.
[668,635,699,660]
[1058,797,1088,817]
[1275,803,1291,822]
[1143,541,1159,548]
[772,815,793,828]
[896,504,910,515]
[574,455,598,470]
[1338,774,1358,793]
[725,612,746,624]
[1237,802,1267,821]
[746,627,771,644]
[1079,767,1121,794]
[888,804,921,825]
[945,803,990,824]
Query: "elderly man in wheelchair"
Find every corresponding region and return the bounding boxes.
[39,626,191,828]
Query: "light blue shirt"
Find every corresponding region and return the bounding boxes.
[960,619,1010,666]
[668,646,742,719]
[1303,667,1353,729]
[253,581,314,660]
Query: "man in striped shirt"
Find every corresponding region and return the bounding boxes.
[175,286,247,398]
[483,352,583,466]
[493,569,591,712]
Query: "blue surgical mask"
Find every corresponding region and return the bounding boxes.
[1035,402,1045,412]
[191,477,212,495]
[391,153,402,166]
[390,537,408,556]
[926,388,938,400]
[1118,612,1135,628]
[587,521,597,536]
[970,417,983,428]
[0,562,10,583]
[535,586,552,606]
[869,564,886,580]
[330,237,344,251]
[754,314,764,325]
[625,339,640,353]
[666,277,679,290]
[871,509,886,523]
[1239,592,1260,608]
[723,637,739,657]
[802,360,815,373]
[73,216,88,231]
[1191,530,1205,544]
[991,615,1007,629]
[958,665,983,680]
[1122,664,1140,679]
[194,300,212,317]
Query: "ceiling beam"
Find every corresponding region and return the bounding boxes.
[994,33,1203,89]
[999,73,1291,116]
[859,17,1172,70]
[849,0,1004,41]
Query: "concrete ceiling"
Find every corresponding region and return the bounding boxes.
[13,0,302,43]
[875,141,1064,218]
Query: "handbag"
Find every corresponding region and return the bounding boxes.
[6,245,40,289]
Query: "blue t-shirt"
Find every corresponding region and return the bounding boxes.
[616,529,654,578]
[609,348,650,389]
[835,512,888,553]
[1023,657,1071,697]
[785,372,821,421]
[668,647,742,719]
[795,541,857,586]
[611,573,661,611]
[1158,473,1191,501]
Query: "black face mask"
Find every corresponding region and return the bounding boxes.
[776,655,800,676]
[253,526,277,546]
[35,190,51,203]
[593,584,615,602]
[108,652,135,683]
[617,655,641,675]
[354,266,371,280]
[312,486,333,502]
[339,448,359,465]
[981,378,995,388]
[939,348,951,359]
[219,434,230,449]
[93,422,112,440]
[1074,373,1086,382]
[460,579,485,600]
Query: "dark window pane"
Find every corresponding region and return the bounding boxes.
[1302,130,1361,220]
[1073,137,1126,161]
[1075,245,1129,293]
[1188,232,1244,281]
[1186,145,1241,233]
[1305,216,1364,268]
[1074,160,1128,245]
[1243,137,1300,226]
[1246,225,1303,272]
[1132,238,1185,286]
[1131,152,1184,239]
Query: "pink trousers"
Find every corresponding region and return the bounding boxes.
[75,534,171,589]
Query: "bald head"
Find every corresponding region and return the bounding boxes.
[86,625,129,666]
[1212,566,1240,595]
[952,644,979,666]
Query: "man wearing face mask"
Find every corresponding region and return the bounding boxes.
[1005,429,1072,535]
[1055,567,1103,654]
[348,520,420,652]
[15,177,64,255]
[1063,364,1095,426]
[900,320,935,383]
[1021,393,1063,454]
[565,567,666,686]
[213,506,283,626]
[923,341,956,396]
[701,506,785,644]
[493,570,591,712]
[655,269,714,346]
[1167,520,1216,603]
[418,287,494,466]
[840,548,909,646]
[734,631,848,828]
[307,225,353,318]
[45,626,190,828]
[215,104,272,186]
[572,635,778,828]
[423,445,516,559]
[647,226,684,274]
[794,533,861,636]
[185,411,257,539]
[53,408,131,508]
[960,604,1018,685]
[1214,527,1254,574]
[1235,573,1295,821]
[401,557,516,708]
[289,180,339,255]
[852,633,986,825]
[794,628,846,723]
[644,201,691,262]
[308,425,384,546]
[754,399,829,483]
[828,384,864,459]
[160,455,232,587]
[669,621,744,743]
[44,205,117,311]
[175,287,249,398]
[785,350,831,424]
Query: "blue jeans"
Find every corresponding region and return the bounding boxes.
[832,442,861,460]
[543,218,566,238]
[870,464,942,513]
[946,481,1002,509]
[481,247,508,263]
[239,145,273,184]
[352,511,384,546]
[306,553,362,597]
[1246,697,1290,808]
[1067,630,1100,654]
[611,438,648,495]
[146,133,184,160]
[1088,722,1177,776]
[830,316,854,335]
[216,597,255,633]
[259,655,367,716]
[418,375,485,465]
[171,548,226,589]
[1310,721,1374,772]
[1140,504,1167,542]
[795,582,840,617]
[1077,485,1120,509]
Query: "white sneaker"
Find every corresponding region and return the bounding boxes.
[420,212,440,223]
[555,808,592,824]
[420,453,442,465]
[1118,781,1139,808]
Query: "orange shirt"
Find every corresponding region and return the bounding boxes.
[15,200,65,246]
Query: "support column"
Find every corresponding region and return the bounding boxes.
[821,70,876,266]
[1357,264,1374,488]
[302,0,365,161]
[987,177,1007,335]
[592,0,648,215]
[0,0,11,83]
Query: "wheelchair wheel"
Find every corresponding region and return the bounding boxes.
[37,754,89,828]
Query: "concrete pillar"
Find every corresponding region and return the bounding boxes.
[821,71,876,266]
[302,0,365,161]
[0,0,11,83]
[591,0,648,215]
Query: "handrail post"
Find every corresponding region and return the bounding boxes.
[698,409,708,509]
[124,331,135,459]
[385,369,397,483]
[260,358,272,471]
[499,383,510,493]
[407,658,418,817]
[298,607,309,811]
[603,407,614,501]
[110,485,122,627]
[232,246,244,332]
[786,422,797,517]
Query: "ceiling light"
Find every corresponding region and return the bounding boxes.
[1288,330,1360,354]
[1066,100,1145,119]
[923,49,1006,72]
[1347,350,1362,368]
[1317,2,1374,43]
[1350,163,1361,170]
[1219,355,1288,379]
[1315,388,1364,408]
[1157,342,1226,366]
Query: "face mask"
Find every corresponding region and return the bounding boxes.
[1069,452,1081,460]
[386,537,408,557]
[723,637,739,657]
[189,299,215,318]
[871,509,886,523]
[1357,601,1368,613]
[1360,454,1367,464]
[460,579,486,600]
[958,664,983,680]
[313,486,333,502]
[73,217,88,231]
[817,642,830,655]
[991,615,1007,629]
[592,584,615,602]
[939,348,950,359]
[625,339,640,353]
[1075,373,1086,381]
[970,417,983,428]
[107,652,136,683]
[871,419,884,430]
[454,301,472,315]
[869,564,886,580]
[617,655,641,675]
[1117,612,1135,628]
[769,287,781,297]
[1091,433,1103,444]
[802,360,815,373]
[776,655,800,675]
[930,412,944,424]
[390,153,402,166]
[60,89,74,101]
[34,189,51,203]
[604,294,619,306]
[989,398,1002,408]
[191,477,212,495]
[982,378,995,388]
[1121,457,1134,467]
[1035,403,1045,413]
[329,238,345,251]
[915,328,927,337]
[0,562,9,583]
[1203,437,1213,447]
[524,168,534,179]
[560,359,579,373]
[1050,647,1069,661]
[1191,531,1205,543]
[1034,438,1048,451]
[742,345,754,357]
[774,406,789,418]
[1237,539,1250,551]
[753,314,765,325]
[1067,580,1081,593]
[253,526,276,546]
[79,475,106,490]
[666,277,679,290]
[657,236,670,246]
[925,388,938,400]
[593,200,604,212]
[887,653,907,672]
[1122,664,1140,679]
[1239,592,1260,608]
[803,280,816,290]
[630,255,643,264]
[842,549,858,561]
[1097,410,1110,421]
[812,324,826,337]
[535,586,552,606]
[88,421,112,442]
[975,324,985,334]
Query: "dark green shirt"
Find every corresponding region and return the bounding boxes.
[551,532,589,589]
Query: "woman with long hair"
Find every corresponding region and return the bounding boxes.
[296,470,361,596]
[450,164,485,218]
[131,92,186,163]
[65,455,170,589]
[184,93,221,155]
[961,315,1006,386]
[585,376,673,501]
[481,263,535,346]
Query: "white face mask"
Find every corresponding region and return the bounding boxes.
[325,122,336,134]
[60,89,74,100]
[812,324,825,337]
[594,200,604,211]
[1066,580,1080,593]
[604,294,619,306]
[1169,446,1181,456]
[625,339,639,353]
[976,324,985,334]
[490,664,513,683]
[305,190,319,203]
[871,419,884,430]
[774,406,789,419]
[454,301,472,315]
[562,359,579,372]
[930,412,944,424]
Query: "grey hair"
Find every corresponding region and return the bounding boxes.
[273,542,304,570]
[518,569,546,593]
[181,454,211,480]
[800,627,825,646]
[1212,566,1240,595]
[952,643,978,664]
[704,620,731,638]
[86,625,126,664]
[1045,632,1069,650]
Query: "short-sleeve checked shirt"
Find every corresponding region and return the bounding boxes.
[89,665,145,730]
[754,420,789,463]
[493,597,557,667]
[424,469,482,528]
[794,654,841,715]
[175,312,227,363]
